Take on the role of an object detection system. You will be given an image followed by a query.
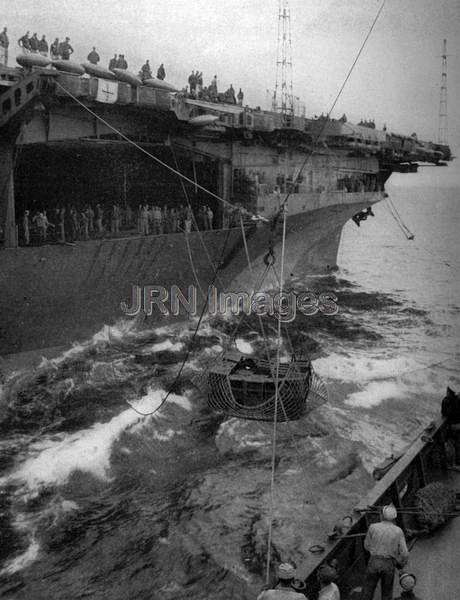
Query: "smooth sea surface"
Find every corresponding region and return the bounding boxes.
[0,163,459,599]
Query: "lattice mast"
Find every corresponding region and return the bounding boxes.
[438,39,448,145]
[273,0,294,118]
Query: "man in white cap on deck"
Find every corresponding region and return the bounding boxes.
[361,504,408,600]
[393,572,423,600]
[318,564,340,600]
[257,563,308,599]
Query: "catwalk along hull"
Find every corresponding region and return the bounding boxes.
[0,191,381,355]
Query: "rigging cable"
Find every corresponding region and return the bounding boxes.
[53,80,262,221]
[125,227,233,417]
[264,261,330,534]
[384,197,414,240]
[170,144,226,288]
[279,0,387,212]
[265,205,287,584]
[380,199,460,272]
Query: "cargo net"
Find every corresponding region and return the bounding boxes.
[414,482,458,532]
[204,362,328,422]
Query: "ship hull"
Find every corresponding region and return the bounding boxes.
[0,191,381,355]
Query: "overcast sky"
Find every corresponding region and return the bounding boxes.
[4,0,460,150]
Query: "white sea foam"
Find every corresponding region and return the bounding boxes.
[149,340,184,353]
[202,344,223,356]
[152,429,183,441]
[0,538,40,575]
[60,499,79,512]
[235,339,253,354]
[2,388,189,492]
[167,394,192,411]
[216,419,270,452]
[38,319,140,370]
[313,353,423,384]
[344,381,410,408]
[5,410,141,491]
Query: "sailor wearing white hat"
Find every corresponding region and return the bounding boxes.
[360,504,409,600]
[394,572,423,600]
[256,563,308,599]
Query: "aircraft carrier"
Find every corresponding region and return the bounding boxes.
[0,38,452,356]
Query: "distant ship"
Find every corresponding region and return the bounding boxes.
[0,10,452,356]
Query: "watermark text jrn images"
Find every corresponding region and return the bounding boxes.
[121,285,338,322]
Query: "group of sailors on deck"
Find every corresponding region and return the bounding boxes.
[1,23,168,81]
[19,201,242,246]
[15,30,75,60]
[137,204,216,235]
[1,24,246,107]
[139,60,166,81]
[185,71,244,105]
[258,504,422,600]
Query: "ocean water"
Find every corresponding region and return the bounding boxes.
[0,164,459,599]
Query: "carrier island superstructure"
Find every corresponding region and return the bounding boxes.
[0,61,452,354]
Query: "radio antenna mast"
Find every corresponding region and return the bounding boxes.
[273,0,294,121]
[438,39,448,145]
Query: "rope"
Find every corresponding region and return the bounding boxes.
[384,197,414,240]
[183,227,206,301]
[383,198,460,271]
[414,243,460,272]
[126,227,232,417]
[53,79,261,220]
[265,205,287,584]
[239,212,278,368]
[236,222,329,535]
[278,0,387,213]
[170,144,226,289]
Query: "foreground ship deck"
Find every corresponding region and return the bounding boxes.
[288,416,460,599]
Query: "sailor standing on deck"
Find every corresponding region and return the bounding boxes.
[95,203,104,234]
[22,210,30,245]
[87,47,100,65]
[87,205,94,235]
[109,54,118,70]
[50,38,60,60]
[140,60,152,80]
[29,33,39,53]
[318,565,340,600]
[116,54,128,69]
[0,27,9,66]
[38,35,48,56]
[70,207,78,240]
[111,203,120,234]
[141,204,150,235]
[156,63,166,80]
[206,206,214,230]
[18,31,31,53]
[34,211,53,243]
[188,71,197,97]
[257,563,307,599]
[58,208,66,243]
[80,209,89,240]
[361,504,408,600]
[59,37,74,60]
